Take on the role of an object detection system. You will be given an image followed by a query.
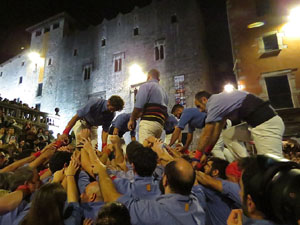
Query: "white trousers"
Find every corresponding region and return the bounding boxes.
[138,120,163,144]
[73,120,98,149]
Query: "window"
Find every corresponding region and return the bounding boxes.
[133,27,139,36]
[48,58,52,66]
[53,23,60,29]
[263,34,279,51]
[171,15,178,23]
[83,65,92,81]
[174,75,186,106]
[114,59,122,72]
[155,45,165,60]
[21,62,25,66]
[37,83,43,96]
[35,30,42,37]
[73,49,77,56]
[0,72,2,77]
[44,27,50,33]
[35,104,41,111]
[19,77,23,84]
[113,52,125,73]
[265,75,293,109]
[101,39,106,47]
[255,0,271,17]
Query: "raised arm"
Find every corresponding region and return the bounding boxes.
[169,127,182,146]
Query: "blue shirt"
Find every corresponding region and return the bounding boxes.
[77,98,115,131]
[118,185,206,225]
[78,170,92,194]
[135,79,168,108]
[111,113,136,137]
[0,200,28,225]
[81,201,105,220]
[205,91,248,123]
[242,215,278,225]
[113,175,161,200]
[178,108,206,133]
[199,179,241,225]
[164,114,178,134]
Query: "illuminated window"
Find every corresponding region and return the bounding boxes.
[37,83,43,97]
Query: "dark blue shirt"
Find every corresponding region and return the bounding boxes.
[77,98,115,132]
[111,113,136,137]
[81,201,105,220]
[164,114,178,134]
[178,108,206,133]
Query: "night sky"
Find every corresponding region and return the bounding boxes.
[0,0,234,90]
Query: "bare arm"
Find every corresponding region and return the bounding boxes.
[112,127,119,135]
[197,123,216,152]
[169,127,182,146]
[128,108,143,131]
[65,159,80,203]
[183,132,193,150]
[196,171,223,192]
[0,155,35,173]
[0,190,27,215]
[65,114,80,131]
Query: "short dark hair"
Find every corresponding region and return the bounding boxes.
[195,91,211,101]
[148,69,160,79]
[49,151,72,173]
[96,202,131,225]
[108,95,124,111]
[0,172,12,190]
[131,147,157,177]
[165,160,195,196]
[171,104,184,114]
[126,141,142,164]
[209,157,229,179]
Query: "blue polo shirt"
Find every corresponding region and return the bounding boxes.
[135,79,168,108]
[205,91,248,123]
[164,114,178,134]
[0,200,28,225]
[111,113,136,137]
[177,108,206,133]
[199,179,241,225]
[77,98,115,132]
[81,201,105,220]
[113,175,161,200]
[242,214,278,225]
[118,185,206,225]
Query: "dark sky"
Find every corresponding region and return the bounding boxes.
[0,0,234,89]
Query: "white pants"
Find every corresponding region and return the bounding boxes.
[73,120,98,149]
[138,120,163,144]
[250,115,284,157]
[211,135,235,162]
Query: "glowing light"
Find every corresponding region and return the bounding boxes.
[282,6,300,37]
[224,83,235,93]
[28,52,44,66]
[20,47,25,50]
[128,64,147,85]
[238,84,245,90]
[247,22,265,29]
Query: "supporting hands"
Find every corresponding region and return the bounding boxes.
[65,158,80,176]
[227,209,243,225]
[127,119,135,131]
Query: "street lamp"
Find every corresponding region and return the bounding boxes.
[282,6,300,37]
[128,64,147,85]
[28,52,44,66]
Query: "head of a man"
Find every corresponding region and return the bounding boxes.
[126,141,143,164]
[8,127,14,135]
[9,167,40,193]
[131,147,158,177]
[96,202,131,225]
[171,104,184,119]
[204,157,229,179]
[49,151,72,174]
[147,69,160,82]
[107,95,124,112]
[195,91,212,112]
[160,158,195,195]
[81,181,103,203]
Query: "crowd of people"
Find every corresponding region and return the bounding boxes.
[0,68,299,225]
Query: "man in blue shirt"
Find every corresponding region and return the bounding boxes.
[164,104,184,144]
[113,145,161,200]
[194,90,284,163]
[196,157,241,225]
[128,69,169,144]
[60,95,124,149]
[168,108,206,153]
[92,150,206,225]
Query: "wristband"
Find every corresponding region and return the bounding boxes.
[63,127,71,135]
[102,143,107,149]
[204,145,214,154]
[55,140,62,148]
[33,151,41,158]
[194,150,203,160]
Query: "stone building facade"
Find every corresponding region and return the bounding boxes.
[0,0,211,145]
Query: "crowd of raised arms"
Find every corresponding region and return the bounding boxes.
[0,68,299,225]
